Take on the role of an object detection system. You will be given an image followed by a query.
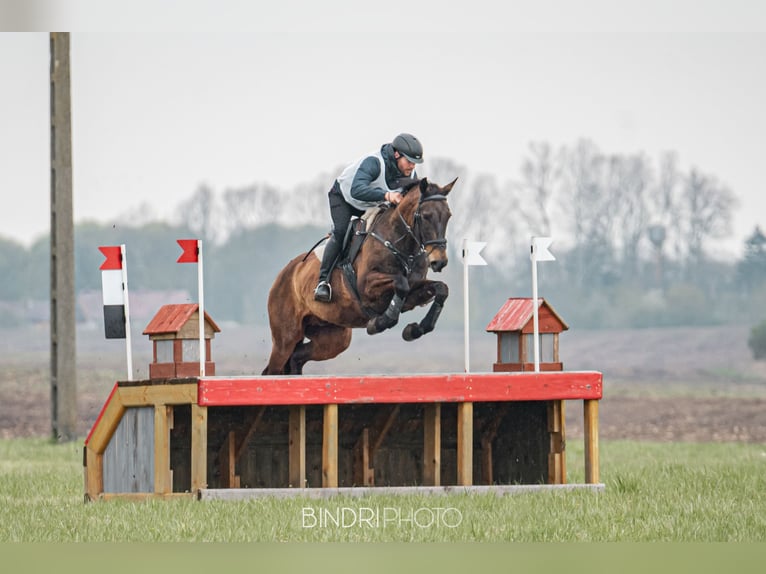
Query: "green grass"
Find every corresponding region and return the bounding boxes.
[2,438,766,542]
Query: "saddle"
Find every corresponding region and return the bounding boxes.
[311,204,388,316]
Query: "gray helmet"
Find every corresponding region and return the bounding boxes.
[393,133,424,164]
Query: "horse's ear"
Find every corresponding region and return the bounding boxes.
[440,177,458,195]
[419,177,429,194]
[400,178,421,194]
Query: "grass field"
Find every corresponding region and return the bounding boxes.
[1,437,765,543]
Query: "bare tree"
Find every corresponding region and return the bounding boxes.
[177,183,219,243]
[518,141,559,236]
[683,168,738,264]
[610,153,652,278]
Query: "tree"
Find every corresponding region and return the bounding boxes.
[737,226,766,291]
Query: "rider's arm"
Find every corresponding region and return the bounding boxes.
[349,157,388,203]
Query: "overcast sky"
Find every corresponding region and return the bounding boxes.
[1,1,765,257]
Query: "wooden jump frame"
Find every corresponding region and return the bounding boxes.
[83,371,602,501]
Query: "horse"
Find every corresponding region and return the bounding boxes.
[262,176,457,375]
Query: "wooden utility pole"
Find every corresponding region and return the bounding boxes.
[50,32,77,441]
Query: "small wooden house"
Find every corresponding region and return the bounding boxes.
[143,304,220,379]
[486,297,568,372]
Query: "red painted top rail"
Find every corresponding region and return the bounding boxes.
[198,371,602,406]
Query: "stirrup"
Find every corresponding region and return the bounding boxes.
[314,280,332,302]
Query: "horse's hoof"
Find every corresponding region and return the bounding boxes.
[402,323,423,341]
[366,318,380,335]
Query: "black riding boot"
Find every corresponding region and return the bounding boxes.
[314,235,342,302]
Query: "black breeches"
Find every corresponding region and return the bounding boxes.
[328,184,364,243]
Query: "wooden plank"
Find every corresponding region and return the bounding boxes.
[219,431,240,488]
[584,399,600,484]
[119,383,197,407]
[353,428,374,486]
[84,446,103,500]
[322,404,338,488]
[235,406,266,461]
[198,371,603,406]
[479,405,507,485]
[85,384,126,454]
[96,492,196,502]
[370,405,400,458]
[154,405,172,494]
[423,403,441,486]
[288,405,306,488]
[456,402,473,486]
[200,483,606,501]
[190,403,207,492]
[547,400,566,484]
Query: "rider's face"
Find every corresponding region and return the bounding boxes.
[396,153,416,177]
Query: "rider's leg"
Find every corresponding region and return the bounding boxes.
[314,184,359,302]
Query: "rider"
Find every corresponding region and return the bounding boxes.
[313,133,424,302]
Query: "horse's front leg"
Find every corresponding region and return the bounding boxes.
[366,274,410,335]
[401,280,449,341]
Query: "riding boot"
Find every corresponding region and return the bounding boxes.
[314,235,342,302]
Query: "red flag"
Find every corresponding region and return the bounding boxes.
[98,246,122,270]
[177,239,199,263]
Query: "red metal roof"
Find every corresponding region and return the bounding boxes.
[143,303,221,335]
[485,297,568,332]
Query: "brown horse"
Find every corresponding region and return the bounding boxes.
[262,177,457,375]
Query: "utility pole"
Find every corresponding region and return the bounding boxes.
[50,32,77,441]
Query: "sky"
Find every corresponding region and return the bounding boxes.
[1,1,765,257]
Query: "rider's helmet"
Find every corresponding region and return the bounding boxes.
[393,133,424,164]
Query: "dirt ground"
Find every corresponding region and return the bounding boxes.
[2,324,766,442]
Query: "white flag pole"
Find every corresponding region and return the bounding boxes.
[120,244,133,381]
[461,239,488,373]
[531,240,541,373]
[530,236,556,373]
[197,239,206,377]
[462,238,470,373]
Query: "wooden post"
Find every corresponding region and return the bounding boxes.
[288,405,306,488]
[547,400,566,484]
[353,428,374,486]
[190,403,208,492]
[49,32,77,442]
[457,402,473,486]
[423,404,441,486]
[84,447,103,500]
[322,404,338,488]
[154,405,172,494]
[584,399,600,484]
[219,431,240,488]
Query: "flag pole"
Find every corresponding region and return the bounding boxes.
[462,238,470,373]
[531,239,541,373]
[120,244,133,380]
[197,239,205,377]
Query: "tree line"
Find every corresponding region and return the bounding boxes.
[1,139,765,330]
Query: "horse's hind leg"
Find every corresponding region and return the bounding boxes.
[288,325,353,374]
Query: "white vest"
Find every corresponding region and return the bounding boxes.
[337,150,404,210]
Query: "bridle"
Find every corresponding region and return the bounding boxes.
[367,194,449,275]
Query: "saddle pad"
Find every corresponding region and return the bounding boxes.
[313,204,386,261]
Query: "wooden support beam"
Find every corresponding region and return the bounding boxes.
[353,428,374,486]
[584,399,600,484]
[190,403,208,492]
[153,405,172,494]
[423,403,441,486]
[235,406,266,462]
[547,400,566,484]
[322,404,338,488]
[289,405,306,488]
[84,446,103,501]
[119,384,198,407]
[218,430,240,488]
[457,402,473,486]
[479,405,508,485]
[370,404,400,459]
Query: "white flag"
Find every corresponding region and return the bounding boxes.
[462,240,488,266]
[531,237,555,262]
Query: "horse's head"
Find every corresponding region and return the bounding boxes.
[400,177,457,273]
